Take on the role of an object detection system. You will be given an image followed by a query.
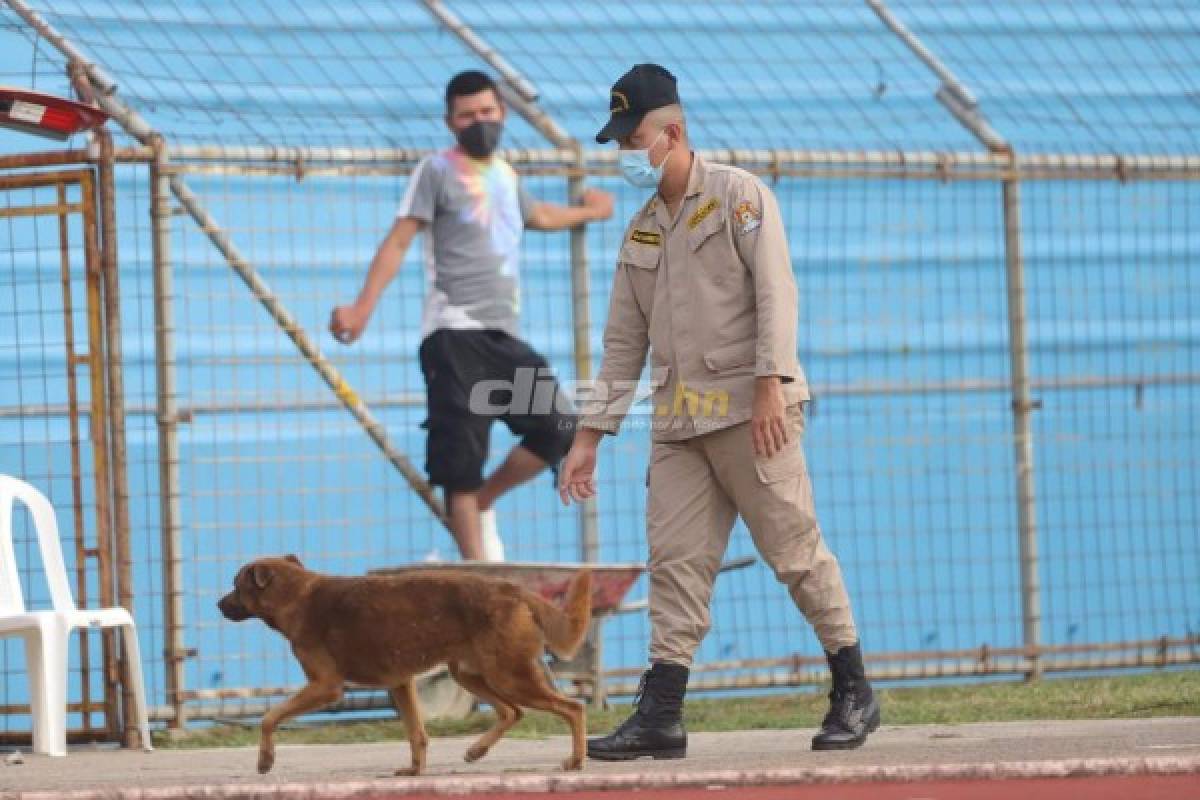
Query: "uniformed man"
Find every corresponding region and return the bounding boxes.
[559,64,880,759]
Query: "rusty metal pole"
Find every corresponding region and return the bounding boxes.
[95,127,141,745]
[567,152,599,569]
[566,148,604,707]
[71,57,141,747]
[150,136,187,729]
[55,177,95,735]
[79,170,121,739]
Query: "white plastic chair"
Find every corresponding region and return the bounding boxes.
[0,474,152,756]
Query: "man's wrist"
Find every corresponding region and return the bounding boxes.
[574,426,605,448]
[353,294,378,314]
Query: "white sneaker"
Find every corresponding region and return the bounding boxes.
[479,509,506,562]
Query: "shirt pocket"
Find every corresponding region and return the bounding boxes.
[619,241,661,317]
[702,337,756,374]
[687,206,725,253]
[619,240,662,270]
[688,206,739,285]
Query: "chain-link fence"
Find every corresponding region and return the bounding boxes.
[1,0,1197,742]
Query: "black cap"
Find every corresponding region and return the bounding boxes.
[595,64,680,144]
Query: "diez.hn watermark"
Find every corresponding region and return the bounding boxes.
[468,367,731,420]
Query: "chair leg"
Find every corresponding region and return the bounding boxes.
[26,622,69,757]
[120,623,153,752]
[23,631,46,752]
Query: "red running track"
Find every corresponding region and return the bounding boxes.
[395,774,1200,800]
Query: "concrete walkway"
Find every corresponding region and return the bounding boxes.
[2,718,1199,798]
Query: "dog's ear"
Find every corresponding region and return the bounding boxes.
[251,564,273,589]
[283,554,303,567]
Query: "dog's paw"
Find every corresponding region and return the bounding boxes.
[561,755,584,771]
[393,766,422,777]
[257,749,276,774]
[464,743,489,763]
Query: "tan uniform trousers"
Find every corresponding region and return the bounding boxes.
[646,403,858,666]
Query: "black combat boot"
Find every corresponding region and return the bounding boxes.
[588,662,688,760]
[811,642,881,750]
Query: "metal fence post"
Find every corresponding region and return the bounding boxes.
[150,136,187,728]
[78,168,121,738]
[72,57,143,748]
[567,148,604,707]
[1001,174,1042,680]
[866,0,1042,677]
[568,150,599,567]
[99,130,142,745]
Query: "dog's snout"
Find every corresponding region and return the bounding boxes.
[218,592,251,621]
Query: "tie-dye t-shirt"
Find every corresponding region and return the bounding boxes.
[397,147,537,339]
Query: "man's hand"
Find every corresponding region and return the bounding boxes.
[329,302,371,345]
[559,429,604,505]
[751,375,789,458]
[581,188,614,222]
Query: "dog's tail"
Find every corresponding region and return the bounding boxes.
[526,569,593,660]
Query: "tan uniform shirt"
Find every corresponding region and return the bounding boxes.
[581,154,809,441]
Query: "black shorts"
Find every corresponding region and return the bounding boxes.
[418,329,577,492]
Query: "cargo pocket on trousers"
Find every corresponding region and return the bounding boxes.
[753,442,806,484]
[752,439,817,534]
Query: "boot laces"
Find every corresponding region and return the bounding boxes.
[632,672,649,707]
[611,672,651,734]
[630,669,681,727]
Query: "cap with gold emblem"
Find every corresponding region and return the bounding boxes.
[595,63,680,144]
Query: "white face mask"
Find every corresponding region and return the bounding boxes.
[618,130,671,188]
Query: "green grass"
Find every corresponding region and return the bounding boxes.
[155,670,1200,749]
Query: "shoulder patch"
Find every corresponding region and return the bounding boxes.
[687,197,720,230]
[630,229,662,246]
[733,201,762,235]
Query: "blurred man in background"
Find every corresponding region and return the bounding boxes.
[332,70,613,561]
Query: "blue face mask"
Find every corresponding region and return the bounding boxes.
[618,130,670,189]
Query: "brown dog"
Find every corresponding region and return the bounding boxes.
[217,555,592,775]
